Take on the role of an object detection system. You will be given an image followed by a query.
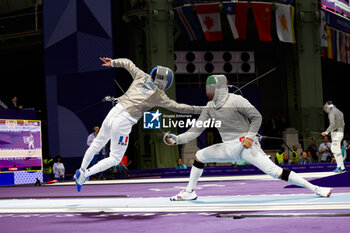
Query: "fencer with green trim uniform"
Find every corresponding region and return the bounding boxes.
[73,58,202,192]
[322,102,346,173]
[164,75,332,200]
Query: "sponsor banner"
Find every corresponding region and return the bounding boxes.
[143,110,221,130]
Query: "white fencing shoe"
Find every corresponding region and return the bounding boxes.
[315,186,333,198]
[170,190,198,201]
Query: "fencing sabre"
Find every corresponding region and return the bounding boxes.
[230,67,277,94]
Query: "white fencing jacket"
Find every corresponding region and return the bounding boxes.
[177,75,262,144]
[111,59,202,120]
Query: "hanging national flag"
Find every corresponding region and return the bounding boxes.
[223,2,239,39]
[336,29,341,62]
[194,3,223,41]
[326,26,333,59]
[332,28,337,59]
[340,31,347,63]
[251,2,273,41]
[173,5,203,42]
[320,10,328,48]
[235,2,249,40]
[275,3,296,43]
[346,33,350,64]
[321,45,327,58]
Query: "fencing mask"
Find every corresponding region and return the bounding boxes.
[150,66,174,90]
[323,101,334,113]
[206,75,229,109]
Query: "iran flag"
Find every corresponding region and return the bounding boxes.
[194,3,223,41]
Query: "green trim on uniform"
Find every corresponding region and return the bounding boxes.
[206,75,217,85]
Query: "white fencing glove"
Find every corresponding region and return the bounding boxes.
[163,132,178,145]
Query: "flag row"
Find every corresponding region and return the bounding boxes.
[321,25,350,64]
[173,2,296,43]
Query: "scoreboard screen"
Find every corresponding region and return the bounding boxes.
[0,119,42,172]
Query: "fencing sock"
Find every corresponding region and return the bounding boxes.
[84,157,118,177]
[185,166,204,192]
[287,171,317,192]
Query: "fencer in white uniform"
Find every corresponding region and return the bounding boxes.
[164,75,332,200]
[322,101,346,173]
[73,58,202,191]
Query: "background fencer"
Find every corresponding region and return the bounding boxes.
[322,101,346,173]
[164,75,333,200]
[74,58,202,191]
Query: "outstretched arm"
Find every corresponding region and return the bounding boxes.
[100,57,147,80]
[158,91,203,115]
[164,108,209,145]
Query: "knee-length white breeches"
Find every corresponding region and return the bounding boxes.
[331,131,344,169]
[81,104,137,170]
[195,137,282,179]
[331,131,343,155]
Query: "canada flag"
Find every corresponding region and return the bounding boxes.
[194,3,222,41]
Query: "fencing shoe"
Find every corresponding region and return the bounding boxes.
[315,186,332,198]
[73,168,89,192]
[170,190,198,201]
[333,167,346,173]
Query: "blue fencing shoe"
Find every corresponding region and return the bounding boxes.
[73,168,89,192]
[333,167,346,173]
